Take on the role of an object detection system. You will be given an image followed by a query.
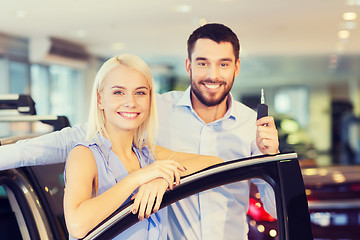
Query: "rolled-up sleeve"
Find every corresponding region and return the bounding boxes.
[0,124,86,170]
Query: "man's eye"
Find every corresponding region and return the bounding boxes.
[197,62,207,67]
[220,63,229,67]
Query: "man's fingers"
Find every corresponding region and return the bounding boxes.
[256,116,275,127]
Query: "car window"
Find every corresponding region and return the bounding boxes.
[28,163,68,237]
[248,182,278,239]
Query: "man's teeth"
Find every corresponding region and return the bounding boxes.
[205,84,220,89]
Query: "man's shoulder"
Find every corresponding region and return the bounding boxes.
[156,90,185,105]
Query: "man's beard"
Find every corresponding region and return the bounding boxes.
[190,71,234,107]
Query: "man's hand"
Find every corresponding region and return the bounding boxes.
[131,178,169,220]
[256,116,279,154]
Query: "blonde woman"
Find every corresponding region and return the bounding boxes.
[64,54,222,239]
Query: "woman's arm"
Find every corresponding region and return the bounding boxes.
[131,147,223,218]
[154,145,223,176]
[64,145,185,239]
[64,146,141,239]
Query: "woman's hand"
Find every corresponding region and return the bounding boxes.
[131,178,168,220]
[133,160,186,190]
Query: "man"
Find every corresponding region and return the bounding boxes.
[0,23,278,239]
[156,23,278,239]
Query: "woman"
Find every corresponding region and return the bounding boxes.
[64,54,222,239]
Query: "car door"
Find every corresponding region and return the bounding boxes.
[81,153,313,240]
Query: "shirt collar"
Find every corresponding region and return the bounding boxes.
[88,132,112,161]
[175,86,193,108]
[90,132,149,167]
[175,86,237,122]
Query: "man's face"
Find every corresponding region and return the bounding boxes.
[186,38,240,107]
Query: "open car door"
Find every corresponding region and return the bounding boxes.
[82,153,313,240]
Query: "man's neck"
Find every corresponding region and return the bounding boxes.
[191,93,229,124]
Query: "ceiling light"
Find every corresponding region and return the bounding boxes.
[338,30,350,39]
[342,12,357,21]
[174,5,192,13]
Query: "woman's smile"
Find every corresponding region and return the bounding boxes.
[118,111,140,119]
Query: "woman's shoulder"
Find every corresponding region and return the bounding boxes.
[68,144,94,162]
[68,135,105,164]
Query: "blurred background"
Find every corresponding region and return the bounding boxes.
[1,0,360,166]
[1,1,360,239]
[0,0,360,165]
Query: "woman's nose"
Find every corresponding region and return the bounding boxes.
[123,94,136,108]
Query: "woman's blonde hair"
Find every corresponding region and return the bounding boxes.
[86,54,158,151]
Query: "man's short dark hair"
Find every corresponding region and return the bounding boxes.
[187,23,240,61]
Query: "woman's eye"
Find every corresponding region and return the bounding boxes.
[114,91,124,95]
[135,91,147,95]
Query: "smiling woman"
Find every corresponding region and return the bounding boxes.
[63,53,222,240]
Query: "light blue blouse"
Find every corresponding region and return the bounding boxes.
[67,133,167,240]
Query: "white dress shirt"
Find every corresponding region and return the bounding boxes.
[156,87,276,240]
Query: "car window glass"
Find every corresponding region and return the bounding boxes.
[248,181,278,240]
[29,163,67,233]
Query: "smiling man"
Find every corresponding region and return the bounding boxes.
[155,23,279,239]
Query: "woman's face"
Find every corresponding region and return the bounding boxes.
[98,64,151,134]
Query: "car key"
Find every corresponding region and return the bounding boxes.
[257,88,268,120]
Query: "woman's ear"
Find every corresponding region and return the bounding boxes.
[97,91,104,110]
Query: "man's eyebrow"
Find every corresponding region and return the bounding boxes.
[194,57,233,62]
[194,57,207,61]
[219,58,233,62]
